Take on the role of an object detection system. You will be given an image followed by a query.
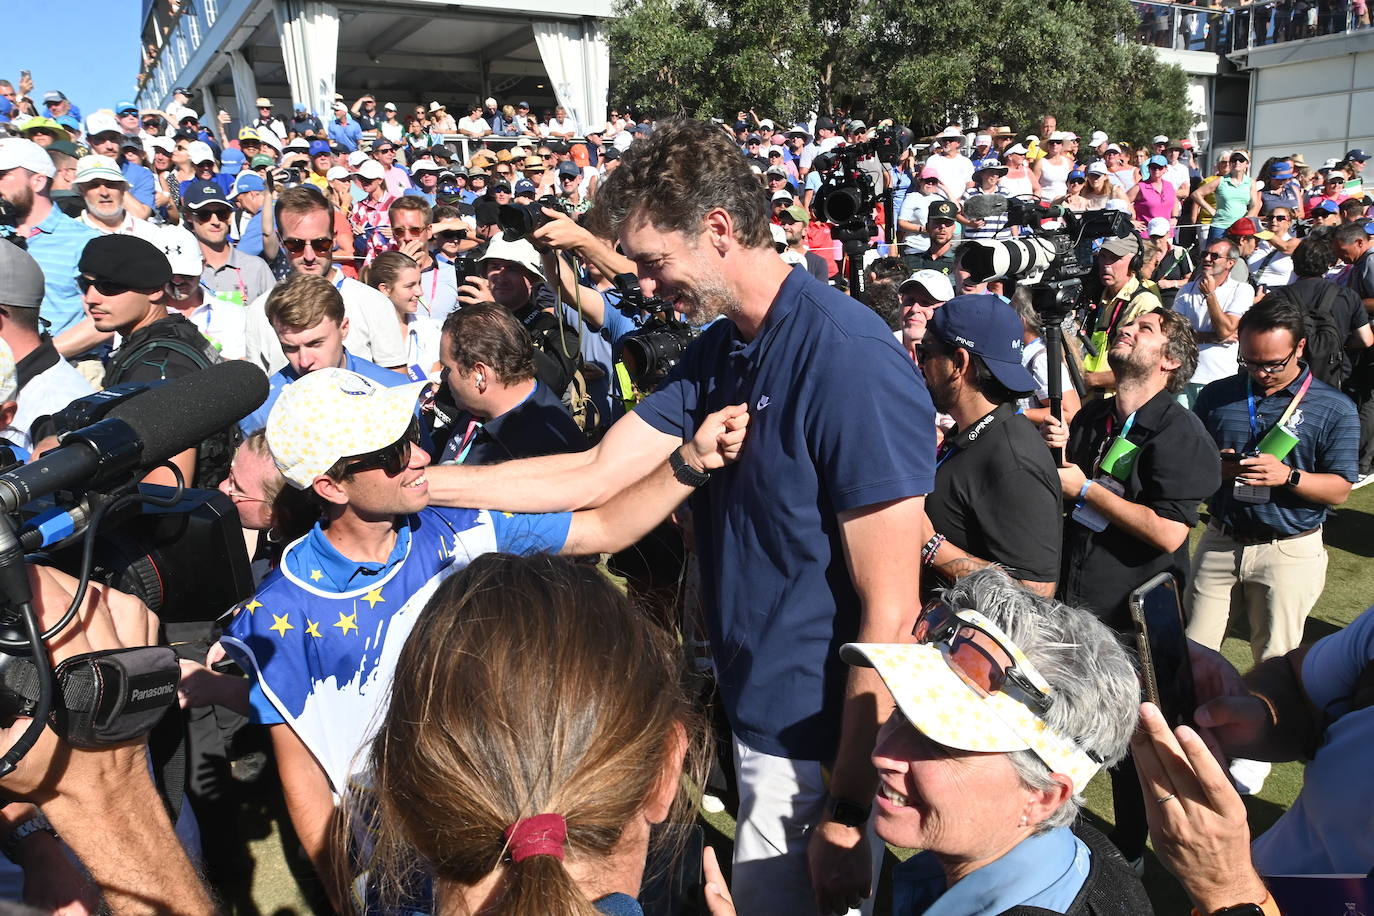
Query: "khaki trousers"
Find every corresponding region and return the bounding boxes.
[1184,523,1327,663]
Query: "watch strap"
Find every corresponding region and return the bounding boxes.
[828,797,872,828]
[0,812,56,862]
[669,448,711,488]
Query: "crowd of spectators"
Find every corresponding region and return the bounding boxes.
[0,69,1372,916]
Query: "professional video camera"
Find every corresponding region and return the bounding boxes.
[499,195,571,241]
[958,197,1134,457]
[613,273,699,394]
[810,125,905,294]
[0,362,267,775]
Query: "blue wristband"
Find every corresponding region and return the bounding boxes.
[1078,480,1094,501]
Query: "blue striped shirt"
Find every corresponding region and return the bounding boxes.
[1194,366,1358,535]
[27,206,100,337]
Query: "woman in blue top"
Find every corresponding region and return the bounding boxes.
[842,570,1151,915]
[362,553,728,916]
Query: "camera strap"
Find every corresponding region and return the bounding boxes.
[1,646,180,748]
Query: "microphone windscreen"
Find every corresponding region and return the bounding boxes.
[107,362,269,467]
[962,193,1009,221]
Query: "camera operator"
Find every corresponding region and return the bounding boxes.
[0,565,215,916]
[1042,307,1220,870]
[916,295,1062,596]
[456,235,579,397]
[1080,235,1163,396]
[425,118,936,916]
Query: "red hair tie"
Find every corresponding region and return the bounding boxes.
[503,813,567,863]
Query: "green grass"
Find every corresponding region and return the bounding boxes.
[226,485,1374,914]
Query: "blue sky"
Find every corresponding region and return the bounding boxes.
[3,3,142,115]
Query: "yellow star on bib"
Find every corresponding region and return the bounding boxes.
[243,599,263,615]
[269,614,293,637]
[304,620,322,639]
[362,587,385,609]
[309,569,323,582]
[334,611,359,635]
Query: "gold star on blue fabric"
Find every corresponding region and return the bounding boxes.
[270,614,294,637]
[333,611,358,635]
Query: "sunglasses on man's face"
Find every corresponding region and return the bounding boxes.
[282,236,332,255]
[78,276,135,297]
[343,419,421,477]
[194,208,232,223]
[391,225,428,239]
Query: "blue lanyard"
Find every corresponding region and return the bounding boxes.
[1245,376,1260,448]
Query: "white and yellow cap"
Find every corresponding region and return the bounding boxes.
[266,368,430,489]
[841,613,1104,792]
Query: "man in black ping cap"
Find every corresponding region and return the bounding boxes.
[78,233,229,487]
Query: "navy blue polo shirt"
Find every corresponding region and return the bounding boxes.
[635,265,936,760]
[1194,365,1358,536]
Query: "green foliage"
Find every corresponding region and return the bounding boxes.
[608,0,1196,144]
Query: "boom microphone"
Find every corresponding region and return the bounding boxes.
[0,362,269,513]
[961,193,1009,222]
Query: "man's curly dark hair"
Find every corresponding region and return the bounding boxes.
[588,118,770,250]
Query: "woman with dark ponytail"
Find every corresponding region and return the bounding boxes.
[361,552,732,915]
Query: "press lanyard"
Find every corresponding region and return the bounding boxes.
[1095,410,1137,476]
[1246,371,1312,449]
[452,418,481,464]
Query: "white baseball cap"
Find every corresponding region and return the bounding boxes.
[256,128,282,153]
[1147,217,1172,238]
[1086,161,1109,176]
[84,112,122,137]
[899,269,955,301]
[326,165,351,181]
[410,158,441,174]
[153,223,204,277]
[352,159,384,181]
[73,154,127,186]
[0,138,57,178]
[148,136,175,154]
[267,368,431,490]
[1089,130,1109,147]
[1152,135,1169,144]
[347,150,370,168]
[477,235,546,283]
[187,141,216,165]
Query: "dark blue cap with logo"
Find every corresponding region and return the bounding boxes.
[514,179,536,194]
[926,294,1036,393]
[1346,148,1370,162]
[308,139,331,157]
[182,183,231,211]
[1313,199,1340,214]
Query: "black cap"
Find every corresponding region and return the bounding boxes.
[602,148,621,161]
[79,235,171,289]
[173,128,198,143]
[815,116,835,131]
[548,140,569,154]
[927,200,959,222]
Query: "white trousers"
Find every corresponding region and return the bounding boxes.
[730,736,883,916]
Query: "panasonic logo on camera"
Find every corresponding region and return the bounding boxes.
[131,684,176,702]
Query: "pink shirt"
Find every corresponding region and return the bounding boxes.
[1133,179,1176,224]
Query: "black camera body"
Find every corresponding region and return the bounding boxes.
[498,195,570,241]
[611,274,699,393]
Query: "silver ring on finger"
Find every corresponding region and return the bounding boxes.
[1156,793,1177,804]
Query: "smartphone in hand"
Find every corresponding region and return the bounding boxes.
[1129,572,1197,728]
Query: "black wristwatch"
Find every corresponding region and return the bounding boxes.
[1286,468,1302,488]
[828,797,872,828]
[669,448,711,488]
[1211,905,1264,916]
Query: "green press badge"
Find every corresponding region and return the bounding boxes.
[1258,423,1299,461]
[1100,436,1140,482]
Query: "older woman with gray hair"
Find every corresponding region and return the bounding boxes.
[842,568,1151,914]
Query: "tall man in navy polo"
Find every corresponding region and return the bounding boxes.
[425,118,935,916]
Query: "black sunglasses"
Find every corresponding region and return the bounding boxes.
[282,236,333,255]
[193,208,233,223]
[436,230,467,242]
[78,276,136,296]
[344,419,421,477]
